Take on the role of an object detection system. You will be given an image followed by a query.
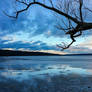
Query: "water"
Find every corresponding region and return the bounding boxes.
[0,56,92,80]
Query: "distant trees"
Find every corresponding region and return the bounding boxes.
[4,0,92,50]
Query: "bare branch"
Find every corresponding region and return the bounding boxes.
[79,0,83,22]
[5,1,79,23]
[4,6,29,19]
[56,25,71,31]
[16,0,28,6]
[57,39,75,51]
[49,0,54,7]
[34,0,36,2]
[73,30,82,37]
[4,0,92,50]
[3,11,17,19]
[84,7,92,13]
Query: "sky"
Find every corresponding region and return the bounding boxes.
[0,0,92,54]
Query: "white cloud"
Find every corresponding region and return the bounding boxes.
[78,36,92,49]
[2,48,16,50]
[45,30,52,36]
[17,48,31,51]
[1,31,32,44]
[38,50,67,55]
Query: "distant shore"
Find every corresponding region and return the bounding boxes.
[0,49,92,56]
[0,50,61,56]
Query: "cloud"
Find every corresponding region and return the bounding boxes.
[0,37,59,51]
[77,36,92,49]
[66,36,92,54]
[67,47,92,54]
[2,48,16,51]
[1,0,91,40]
[38,50,67,55]
[0,0,66,39]
[0,0,92,54]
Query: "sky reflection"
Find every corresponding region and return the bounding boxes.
[0,56,92,81]
[0,64,92,81]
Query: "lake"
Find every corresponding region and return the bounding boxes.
[0,55,92,80]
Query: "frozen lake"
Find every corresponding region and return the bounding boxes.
[0,56,92,80]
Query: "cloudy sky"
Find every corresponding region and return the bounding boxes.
[0,0,92,54]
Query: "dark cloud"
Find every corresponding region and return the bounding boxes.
[0,0,92,53]
[0,0,65,38]
[0,0,92,38]
[0,0,31,36]
[0,39,58,51]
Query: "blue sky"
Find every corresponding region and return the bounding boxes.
[0,0,92,54]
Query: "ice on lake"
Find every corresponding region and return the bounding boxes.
[0,56,92,80]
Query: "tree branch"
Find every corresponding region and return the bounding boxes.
[5,1,80,23]
[57,38,75,51]
[16,0,28,6]
[84,7,92,13]
[4,0,92,50]
[79,0,83,22]
[49,0,54,7]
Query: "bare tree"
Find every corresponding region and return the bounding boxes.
[4,0,92,50]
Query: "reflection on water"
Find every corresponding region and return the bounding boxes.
[0,56,92,80]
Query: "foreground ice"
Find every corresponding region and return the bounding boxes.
[0,56,92,92]
[0,74,92,92]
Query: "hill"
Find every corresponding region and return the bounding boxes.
[0,50,61,56]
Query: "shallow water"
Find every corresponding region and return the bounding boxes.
[0,56,92,80]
